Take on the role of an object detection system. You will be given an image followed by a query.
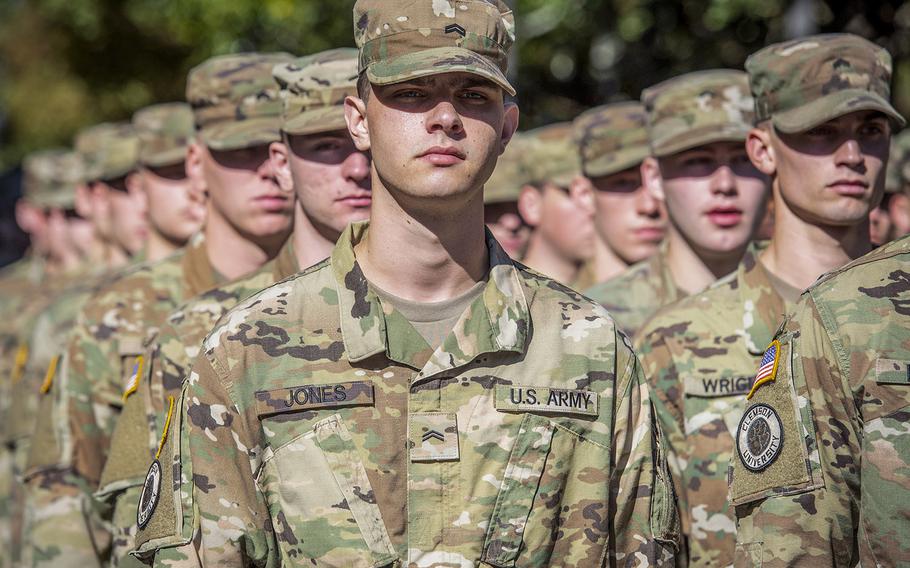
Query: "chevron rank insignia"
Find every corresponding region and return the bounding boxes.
[409,412,459,462]
[444,23,466,37]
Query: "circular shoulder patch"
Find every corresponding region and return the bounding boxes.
[137,459,162,529]
[737,403,784,472]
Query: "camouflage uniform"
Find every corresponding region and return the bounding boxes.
[585,70,754,336]
[99,49,356,565]
[0,149,86,567]
[585,242,680,336]
[132,2,679,565]
[133,222,678,566]
[724,34,907,567]
[634,242,793,567]
[729,234,910,566]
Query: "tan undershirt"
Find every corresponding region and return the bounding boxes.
[760,260,804,305]
[372,279,488,349]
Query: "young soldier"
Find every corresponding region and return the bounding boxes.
[127,103,205,261]
[574,102,666,288]
[75,122,148,265]
[483,131,530,259]
[97,47,370,566]
[0,149,89,566]
[19,103,202,568]
[27,52,294,567]
[517,122,597,284]
[638,34,901,567]
[586,70,768,335]
[884,129,910,240]
[131,1,679,565]
[730,243,910,566]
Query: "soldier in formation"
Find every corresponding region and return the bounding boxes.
[1,4,909,568]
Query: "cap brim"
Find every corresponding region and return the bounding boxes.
[584,147,649,178]
[140,147,188,168]
[653,124,751,158]
[283,106,349,136]
[772,89,906,134]
[199,116,283,151]
[366,46,515,97]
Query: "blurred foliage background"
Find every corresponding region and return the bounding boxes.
[2,0,910,170]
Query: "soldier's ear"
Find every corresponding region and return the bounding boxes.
[517,184,543,227]
[499,102,519,156]
[185,142,207,196]
[269,140,295,193]
[746,125,775,176]
[641,157,665,202]
[126,172,148,212]
[570,175,595,215]
[345,95,371,152]
[74,184,93,220]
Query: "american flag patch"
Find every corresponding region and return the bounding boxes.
[122,355,144,402]
[747,340,781,400]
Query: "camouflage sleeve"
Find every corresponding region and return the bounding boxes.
[730,299,855,567]
[64,306,124,485]
[175,352,273,564]
[22,355,112,567]
[610,330,680,565]
[634,324,690,560]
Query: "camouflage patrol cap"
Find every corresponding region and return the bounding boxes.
[22,149,84,209]
[273,48,359,136]
[132,103,194,168]
[520,123,581,188]
[484,131,526,204]
[885,129,910,192]
[573,102,649,177]
[642,69,754,158]
[353,0,516,96]
[186,52,294,151]
[74,122,140,182]
[746,33,905,133]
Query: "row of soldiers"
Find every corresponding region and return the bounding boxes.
[0,0,908,566]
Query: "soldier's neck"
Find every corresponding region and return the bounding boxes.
[204,209,288,281]
[353,181,488,304]
[665,227,742,295]
[589,234,628,284]
[761,197,872,292]
[522,232,580,286]
[144,228,183,263]
[291,202,337,271]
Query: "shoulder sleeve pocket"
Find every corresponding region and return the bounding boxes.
[729,333,825,506]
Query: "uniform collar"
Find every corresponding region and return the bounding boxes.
[180,233,223,297]
[736,241,788,355]
[333,221,530,374]
[650,240,685,304]
[272,238,300,281]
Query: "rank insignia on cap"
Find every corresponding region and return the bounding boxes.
[736,403,783,472]
[747,339,780,400]
[136,459,162,529]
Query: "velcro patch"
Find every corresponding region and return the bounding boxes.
[255,380,374,418]
[494,385,598,417]
[409,413,459,462]
[119,336,144,357]
[685,375,752,398]
[875,359,910,385]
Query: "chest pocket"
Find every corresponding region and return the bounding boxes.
[858,357,910,565]
[256,414,399,568]
[683,375,751,437]
[480,402,628,566]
